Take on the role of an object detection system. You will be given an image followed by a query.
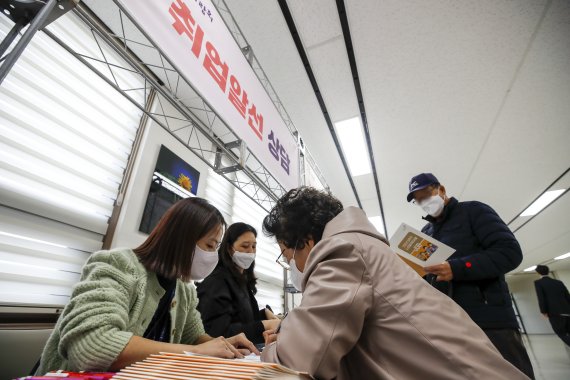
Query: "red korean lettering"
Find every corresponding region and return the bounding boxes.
[203,41,229,92]
[228,75,249,118]
[169,0,204,58]
[248,103,264,140]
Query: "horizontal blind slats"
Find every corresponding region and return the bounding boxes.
[0,12,144,307]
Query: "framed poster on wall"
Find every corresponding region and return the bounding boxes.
[139,145,200,233]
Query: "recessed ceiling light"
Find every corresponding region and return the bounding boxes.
[334,117,371,177]
[554,252,570,261]
[520,189,566,217]
[523,265,537,272]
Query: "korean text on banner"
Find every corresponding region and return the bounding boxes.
[118,0,299,189]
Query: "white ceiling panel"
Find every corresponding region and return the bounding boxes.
[461,0,570,220]
[346,0,553,236]
[288,0,381,209]
[224,0,359,206]
[287,0,340,49]
[353,173,381,206]
[305,38,359,123]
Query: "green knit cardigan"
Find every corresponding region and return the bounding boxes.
[36,248,206,374]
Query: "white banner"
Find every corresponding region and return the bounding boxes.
[118,0,299,190]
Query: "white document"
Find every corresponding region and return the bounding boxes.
[237,353,262,362]
[184,350,261,362]
[389,223,455,267]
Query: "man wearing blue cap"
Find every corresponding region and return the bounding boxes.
[407,173,534,379]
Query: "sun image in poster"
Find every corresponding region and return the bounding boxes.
[156,146,200,195]
[139,146,201,234]
[178,173,192,192]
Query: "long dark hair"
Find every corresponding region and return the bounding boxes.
[134,197,225,281]
[218,222,258,294]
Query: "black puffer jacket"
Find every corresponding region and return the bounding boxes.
[422,197,522,329]
[196,265,266,343]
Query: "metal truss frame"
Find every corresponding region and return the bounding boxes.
[1,0,329,211]
[212,0,329,190]
[40,0,317,212]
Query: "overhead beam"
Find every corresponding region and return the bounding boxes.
[336,0,388,237]
[277,0,362,208]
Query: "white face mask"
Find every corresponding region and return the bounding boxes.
[190,245,219,280]
[232,251,256,269]
[290,258,305,292]
[289,246,305,292]
[420,195,445,217]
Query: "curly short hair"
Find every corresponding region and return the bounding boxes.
[263,187,344,249]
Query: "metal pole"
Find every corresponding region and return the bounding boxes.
[283,267,289,313]
[102,88,157,249]
[0,0,58,85]
[0,18,25,59]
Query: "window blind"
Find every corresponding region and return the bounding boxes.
[0,13,144,307]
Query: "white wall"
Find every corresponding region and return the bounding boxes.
[111,119,211,249]
[507,274,554,334]
[110,113,286,312]
[555,269,570,285]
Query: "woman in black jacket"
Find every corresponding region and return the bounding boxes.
[196,222,280,344]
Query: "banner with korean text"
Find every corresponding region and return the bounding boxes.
[118,0,299,190]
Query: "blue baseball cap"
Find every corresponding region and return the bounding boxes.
[406,173,439,202]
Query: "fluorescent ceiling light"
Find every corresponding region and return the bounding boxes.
[520,189,566,217]
[523,265,537,272]
[334,117,371,177]
[554,252,570,261]
[368,216,385,235]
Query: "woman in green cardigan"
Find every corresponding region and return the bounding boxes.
[36,197,258,374]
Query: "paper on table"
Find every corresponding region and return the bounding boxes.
[184,351,261,362]
[238,353,262,362]
[389,223,455,268]
[112,352,313,379]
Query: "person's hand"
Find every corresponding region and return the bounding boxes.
[424,262,453,282]
[226,332,260,356]
[262,319,281,331]
[265,308,279,320]
[263,328,279,345]
[189,336,243,359]
[542,313,549,319]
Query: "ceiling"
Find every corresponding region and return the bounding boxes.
[222,0,570,273]
[83,0,570,273]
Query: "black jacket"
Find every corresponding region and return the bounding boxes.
[196,265,265,343]
[422,197,522,329]
[534,276,570,316]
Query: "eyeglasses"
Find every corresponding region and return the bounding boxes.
[276,247,291,270]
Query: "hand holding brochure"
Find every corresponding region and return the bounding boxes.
[389,223,455,270]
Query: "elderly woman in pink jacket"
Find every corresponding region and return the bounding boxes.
[261,187,529,380]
